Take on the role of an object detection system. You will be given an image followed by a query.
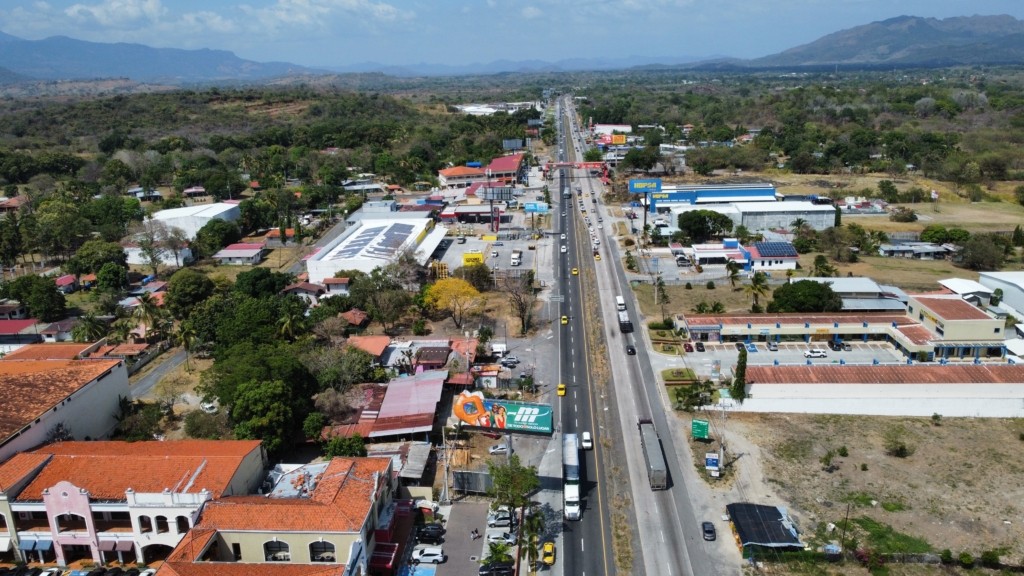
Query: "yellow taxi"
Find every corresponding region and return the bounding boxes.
[556,384,566,397]
[571,267,578,276]
[560,315,568,325]
[594,253,601,261]
[542,541,556,565]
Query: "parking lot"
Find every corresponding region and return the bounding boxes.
[684,340,908,377]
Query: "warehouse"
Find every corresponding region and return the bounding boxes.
[151,202,240,240]
[306,217,447,283]
[667,200,836,232]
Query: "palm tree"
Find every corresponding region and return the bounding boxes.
[725,260,742,290]
[520,505,545,570]
[790,218,808,234]
[72,313,106,343]
[745,271,771,310]
[108,319,134,344]
[175,322,197,372]
[710,301,726,314]
[131,292,161,342]
[278,308,306,342]
[811,255,838,277]
[691,301,711,314]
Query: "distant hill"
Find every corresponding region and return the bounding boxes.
[0,65,30,85]
[326,55,714,77]
[753,14,1024,67]
[0,32,316,83]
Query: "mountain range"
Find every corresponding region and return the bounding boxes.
[0,14,1022,85]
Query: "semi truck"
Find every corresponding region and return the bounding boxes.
[563,433,581,520]
[638,419,668,490]
[618,311,634,333]
[510,250,523,266]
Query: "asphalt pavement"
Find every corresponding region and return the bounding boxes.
[130,348,186,399]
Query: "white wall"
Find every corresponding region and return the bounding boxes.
[0,361,130,463]
[126,247,193,268]
[721,382,1024,417]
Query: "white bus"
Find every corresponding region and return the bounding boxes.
[615,296,626,311]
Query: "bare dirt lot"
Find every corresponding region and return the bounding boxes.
[703,412,1024,574]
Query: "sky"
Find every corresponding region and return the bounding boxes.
[1,0,1024,68]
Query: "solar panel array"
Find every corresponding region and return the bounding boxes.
[754,242,798,258]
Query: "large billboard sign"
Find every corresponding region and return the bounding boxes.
[523,202,549,214]
[452,391,553,435]
[611,134,627,145]
[629,179,662,193]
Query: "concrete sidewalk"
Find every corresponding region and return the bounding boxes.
[434,500,490,576]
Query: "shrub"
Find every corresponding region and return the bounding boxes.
[838,446,849,457]
[958,552,974,568]
[939,549,953,565]
[931,413,942,426]
[706,281,716,289]
[860,463,868,471]
[412,319,429,335]
[685,282,693,290]
[980,549,1001,568]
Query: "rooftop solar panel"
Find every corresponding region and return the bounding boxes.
[755,242,798,258]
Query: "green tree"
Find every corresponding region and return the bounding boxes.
[677,210,733,243]
[96,262,129,293]
[302,412,326,441]
[34,198,91,260]
[0,212,24,268]
[71,313,107,343]
[959,235,1003,271]
[66,240,127,277]
[184,411,231,439]
[745,271,771,310]
[233,268,293,299]
[455,263,493,292]
[1,274,66,322]
[131,292,164,342]
[487,454,540,521]
[132,218,171,277]
[810,255,838,277]
[166,269,215,320]
[731,348,748,402]
[232,378,299,455]
[193,218,242,259]
[768,280,843,313]
[725,260,742,289]
[200,341,317,409]
[324,434,368,458]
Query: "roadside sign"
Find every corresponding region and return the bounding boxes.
[629,179,662,193]
[705,452,720,470]
[524,202,549,214]
[452,391,553,435]
[692,419,710,440]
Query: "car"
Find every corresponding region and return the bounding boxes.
[702,521,717,541]
[557,383,566,396]
[598,217,604,223]
[416,523,445,539]
[411,546,446,564]
[560,315,568,325]
[842,342,853,351]
[803,349,828,358]
[626,344,636,355]
[485,531,516,545]
[695,342,706,352]
[488,443,510,455]
[493,241,504,246]
[479,561,515,576]
[734,342,745,351]
[571,267,578,275]
[581,431,593,450]
[500,354,519,365]
[542,541,556,565]
[561,245,567,253]
[684,342,694,352]
[766,341,778,351]
[595,253,601,261]
[487,514,514,528]
[828,340,842,351]
[490,250,498,258]
[560,233,566,240]
[561,211,566,216]
[200,402,218,414]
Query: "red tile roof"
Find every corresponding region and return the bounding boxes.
[266,228,295,238]
[685,313,914,327]
[2,343,94,360]
[339,308,368,326]
[0,318,38,334]
[913,296,993,321]
[197,457,390,533]
[159,563,344,576]
[747,364,1024,385]
[438,166,484,178]
[7,440,263,502]
[322,277,349,285]
[0,359,122,441]
[347,335,390,358]
[896,325,935,345]
[55,274,76,287]
[221,242,265,251]
[283,282,326,295]
[486,153,524,173]
[0,453,49,492]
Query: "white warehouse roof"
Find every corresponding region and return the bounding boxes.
[306,218,447,283]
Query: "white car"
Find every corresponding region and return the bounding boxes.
[485,530,516,545]
[200,402,218,414]
[581,431,593,450]
[561,233,566,240]
[411,546,447,564]
[488,443,510,455]
[803,349,828,358]
[561,245,567,253]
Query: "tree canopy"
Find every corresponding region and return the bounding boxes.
[677,210,734,243]
[767,280,843,313]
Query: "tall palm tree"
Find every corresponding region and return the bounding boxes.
[278,308,306,342]
[520,505,545,570]
[175,322,197,371]
[745,271,771,309]
[131,292,161,342]
[72,313,106,343]
[811,255,838,278]
[108,319,134,344]
[725,260,742,290]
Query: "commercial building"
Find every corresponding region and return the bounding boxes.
[0,344,130,463]
[151,203,241,240]
[0,440,265,566]
[979,271,1024,318]
[159,457,398,576]
[305,217,447,284]
[802,277,908,312]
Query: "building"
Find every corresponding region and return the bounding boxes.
[725,503,804,555]
[151,203,241,240]
[802,277,908,312]
[0,300,27,320]
[879,242,952,260]
[212,243,265,266]
[729,364,1024,417]
[370,370,446,439]
[305,218,447,283]
[0,344,130,462]
[124,243,194,269]
[0,319,43,347]
[158,457,399,576]
[906,294,1005,359]
[346,336,391,364]
[648,183,777,212]
[0,440,265,566]
[39,318,79,343]
[745,242,799,272]
[281,282,326,307]
[323,277,351,296]
[484,153,526,185]
[937,278,994,305]
[978,272,1024,318]
[733,201,837,231]
[438,165,485,189]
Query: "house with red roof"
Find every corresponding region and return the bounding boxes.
[54,274,78,294]
[158,457,400,576]
[0,300,27,320]
[322,277,350,296]
[282,282,327,306]
[347,335,391,363]
[0,440,265,566]
[437,165,485,189]
[213,243,265,266]
[0,318,42,345]
[485,153,526,185]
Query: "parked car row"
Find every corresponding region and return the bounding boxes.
[683,341,855,354]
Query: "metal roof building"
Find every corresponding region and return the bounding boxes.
[305,217,447,283]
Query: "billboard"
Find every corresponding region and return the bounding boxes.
[629,178,662,193]
[692,419,710,440]
[611,134,627,145]
[503,139,524,150]
[452,391,554,435]
[462,252,484,266]
[523,202,549,214]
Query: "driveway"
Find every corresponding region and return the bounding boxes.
[130,349,186,399]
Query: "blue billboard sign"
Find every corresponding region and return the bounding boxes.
[629,179,662,193]
[523,202,549,214]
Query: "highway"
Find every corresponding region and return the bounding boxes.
[554,96,729,576]
[553,101,616,576]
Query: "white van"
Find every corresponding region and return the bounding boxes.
[615,296,626,311]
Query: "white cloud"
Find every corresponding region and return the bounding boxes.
[521,6,542,19]
[240,0,412,31]
[64,0,166,28]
